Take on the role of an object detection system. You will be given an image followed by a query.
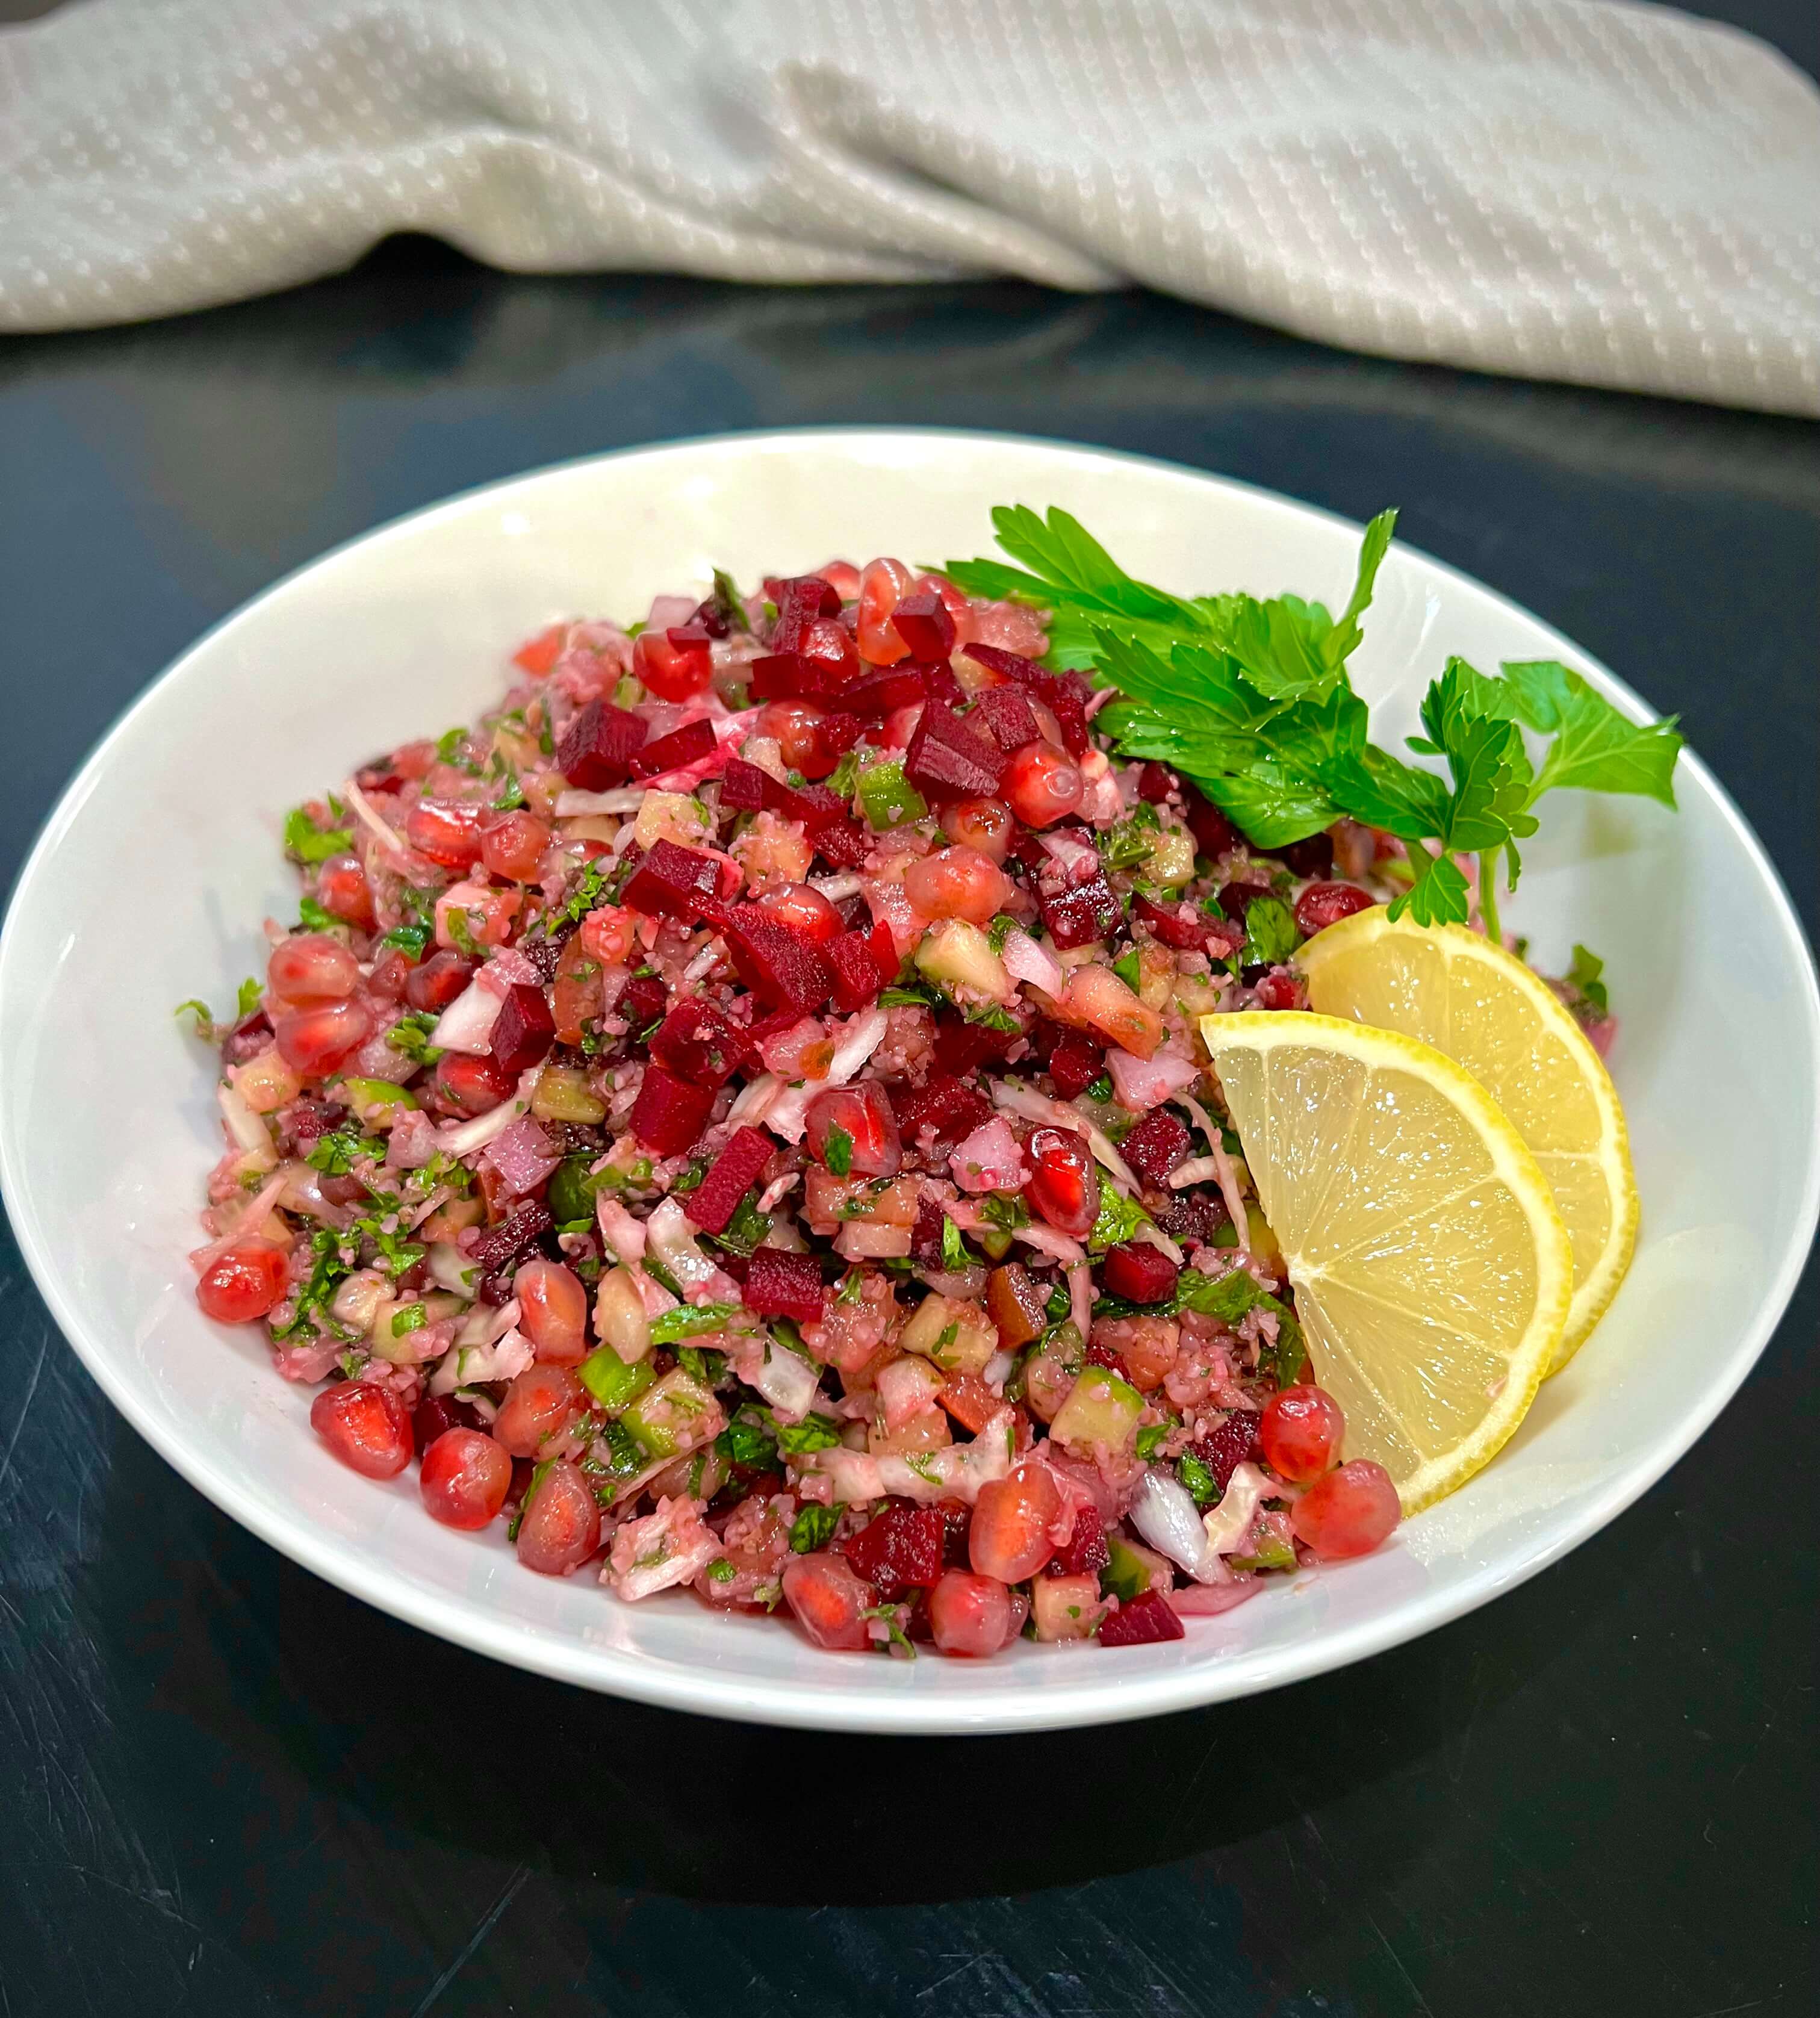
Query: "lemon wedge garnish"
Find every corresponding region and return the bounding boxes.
[1299,909,1637,1371]
[1199,1011,1571,1512]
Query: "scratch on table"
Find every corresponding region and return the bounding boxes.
[409,1863,530,2017]
[0,1327,49,1493]
[1365,1910,1434,2018]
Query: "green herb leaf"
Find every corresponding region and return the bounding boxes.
[789,1502,842,1553]
[880,983,939,1008]
[284,806,355,864]
[1112,949,1142,992]
[964,1002,1022,1034]
[1134,1423,1170,1461]
[1568,943,1609,1015]
[775,1413,843,1455]
[1178,1453,1219,1505]
[715,1411,780,1473]
[1239,895,1300,970]
[649,1302,741,1346]
[379,921,432,957]
[297,896,339,934]
[1088,1185,1151,1255]
[385,1010,444,1067]
[823,1124,853,1178]
[940,1215,974,1274]
[390,1301,427,1338]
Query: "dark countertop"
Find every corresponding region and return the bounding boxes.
[2,149,1818,2018]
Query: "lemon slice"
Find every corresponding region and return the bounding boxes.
[1199,1012,1571,1512]
[1298,909,1636,1371]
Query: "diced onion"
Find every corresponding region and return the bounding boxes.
[1201,1462,1270,1557]
[1130,1469,1223,1583]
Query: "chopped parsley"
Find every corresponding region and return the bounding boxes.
[1568,942,1609,1015]
[284,806,355,864]
[1239,895,1301,970]
[1178,1453,1219,1505]
[774,1413,843,1455]
[789,1502,842,1553]
[823,1123,853,1178]
[296,895,339,934]
[385,1011,444,1067]
[649,1302,740,1345]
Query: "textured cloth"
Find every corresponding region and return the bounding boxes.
[2,0,1818,413]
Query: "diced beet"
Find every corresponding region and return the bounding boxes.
[933,1008,1020,1077]
[623,839,724,922]
[1049,1504,1111,1579]
[556,698,647,789]
[1039,875,1122,951]
[1138,763,1177,804]
[830,667,932,717]
[771,574,841,652]
[1193,1412,1264,1494]
[813,815,870,869]
[842,1501,945,1597]
[650,998,753,1086]
[827,931,886,1013]
[1156,1190,1231,1247]
[749,653,821,703]
[957,642,1041,683]
[903,704,1007,803]
[489,983,556,1074]
[630,716,716,780]
[518,930,567,984]
[1134,892,1212,951]
[1101,1242,1180,1303]
[1099,1589,1184,1646]
[890,591,956,662]
[1046,1032,1104,1099]
[618,972,668,1035]
[1218,881,1273,924]
[406,949,477,1013]
[910,1191,948,1271]
[793,783,849,828]
[971,684,1042,752]
[1275,833,1335,879]
[720,757,769,812]
[630,1066,715,1158]
[1183,785,1239,860]
[468,1201,554,1276]
[917,659,964,709]
[895,1075,992,1150]
[1083,1338,1128,1374]
[743,1246,827,1323]
[802,711,861,775]
[411,1390,483,1456]
[1122,1107,1192,1188]
[1046,687,1089,759]
[960,645,1092,757]
[724,905,834,1015]
[685,1127,775,1234]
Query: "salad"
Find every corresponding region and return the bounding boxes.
[184,507,1677,1659]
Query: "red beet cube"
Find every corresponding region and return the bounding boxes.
[1122,1107,1193,1187]
[827,931,886,1012]
[685,1126,775,1234]
[1138,763,1177,803]
[631,716,716,780]
[1039,875,1122,951]
[1047,1032,1105,1099]
[1193,1412,1264,1493]
[1099,1589,1184,1647]
[843,1501,945,1597]
[895,1074,992,1150]
[771,574,841,652]
[749,653,821,703]
[556,698,648,789]
[650,998,753,1086]
[743,1246,827,1323]
[1083,1338,1128,1374]
[618,972,668,1034]
[971,683,1041,752]
[933,1008,1020,1076]
[1049,1504,1111,1579]
[1184,784,1240,860]
[467,1200,554,1276]
[960,645,1092,757]
[903,704,1007,803]
[890,590,956,662]
[1134,893,1211,951]
[623,839,723,922]
[911,1191,949,1270]
[630,1066,714,1158]
[489,983,556,1074]
[724,905,834,1014]
[812,815,870,869]
[1101,1241,1180,1304]
[719,756,770,812]
[831,668,930,717]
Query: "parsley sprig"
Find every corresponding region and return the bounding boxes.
[948,508,1682,936]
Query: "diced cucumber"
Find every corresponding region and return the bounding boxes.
[914,920,1011,1002]
[1051,1369,1145,1452]
[1101,1533,1170,1603]
[622,1367,718,1459]
[578,1344,656,1415]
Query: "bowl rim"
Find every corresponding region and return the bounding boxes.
[4,426,1816,1733]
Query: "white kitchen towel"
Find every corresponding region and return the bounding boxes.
[2,0,1818,413]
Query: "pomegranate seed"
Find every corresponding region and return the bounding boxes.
[968,1462,1062,1583]
[758,881,843,945]
[796,615,862,695]
[314,855,377,930]
[516,1462,602,1575]
[857,557,915,665]
[804,1080,902,1179]
[633,624,713,700]
[494,1364,585,1459]
[1253,970,1307,1011]
[405,799,485,872]
[904,845,1013,925]
[1291,1460,1400,1559]
[1259,1384,1346,1482]
[310,1380,413,1479]
[405,950,476,1013]
[194,1242,288,1323]
[927,1569,1013,1657]
[1003,741,1084,828]
[433,1049,515,1117]
[418,1428,513,1529]
[273,999,371,1078]
[938,795,1014,864]
[758,701,836,776]
[1098,1590,1184,1646]
[267,933,359,1005]
[513,1258,589,1364]
[817,559,862,599]
[1024,1126,1099,1238]
[782,1551,875,1651]
[1294,881,1376,937]
[480,811,552,882]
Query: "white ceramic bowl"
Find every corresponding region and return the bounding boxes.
[4,430,1815,1733]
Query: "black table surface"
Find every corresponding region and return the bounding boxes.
[4,140,1819,2018]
